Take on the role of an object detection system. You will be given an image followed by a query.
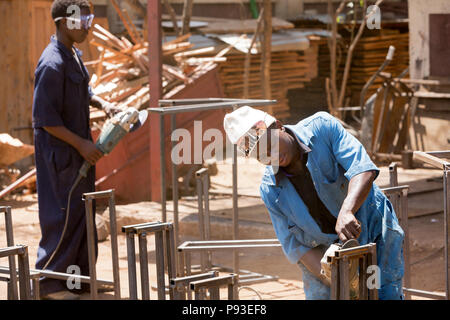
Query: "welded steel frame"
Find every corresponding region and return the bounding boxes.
[190,273,238,300]
[122,221,177,300]
[170,270,218,300]
[82,189,121,300]
[397,151,450,300]
[148,98,276,286]
[329,243,378,300]
[0,245,31,300]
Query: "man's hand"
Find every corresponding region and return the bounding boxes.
[103,101,121,117]
[77,139,103,165]
[335,210,361,242]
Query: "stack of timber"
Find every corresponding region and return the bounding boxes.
[348,30,409,104]
[86,24,223,124]
[210,45,318,120]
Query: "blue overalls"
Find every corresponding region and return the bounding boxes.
[259,112,405,300]
[32,36,98,296]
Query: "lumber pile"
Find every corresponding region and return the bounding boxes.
[0,134,34,167]
[349,30,410,104]
[212,45,318,120]
[86,23,223,122]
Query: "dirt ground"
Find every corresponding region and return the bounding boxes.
[0,158,448,300]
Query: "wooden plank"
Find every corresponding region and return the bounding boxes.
[198,17,294,34]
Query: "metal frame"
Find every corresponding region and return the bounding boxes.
[397,150,450,300]
[82,189,121,300]
[178,239,281,297]
[190,273,238,300]
[0,206,39,300]
[0,245,31,300]
[195,168,212,272]
[329,243,378,300]
[122,221,176,300]
[170,271,218,300]
[148,98,276,292]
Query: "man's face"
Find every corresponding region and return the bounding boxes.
[244,121,294,168]
[59,7,91,43]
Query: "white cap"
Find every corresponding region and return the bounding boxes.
[223,106,276,144]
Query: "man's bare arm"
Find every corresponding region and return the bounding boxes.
[335,170,377,242]
[43,126,103,165]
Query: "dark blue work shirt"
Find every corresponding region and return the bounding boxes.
[32,35,93,139]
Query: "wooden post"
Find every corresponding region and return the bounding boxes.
[244,8,264,99]
[181,0,193,35]
[261,0,272,114]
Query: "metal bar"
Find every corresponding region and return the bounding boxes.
[209,286,220,300]
[178,244,282,251]
[444,167,449,299]
[138,232,150,300]
[122,222,160,233]
[83,198,98,300]
[166,226,177,299]
[2,206,18,300]
[134,222,171,233]
[400,188,411,300]
[17,246,31,300]
[155,230,166,300]
[359,257,367,300]
[185,252,192,300]
[368,245,378,300]
[108,194,121,299]
[159,98,274,106]
[82,189,114,200]
[32,278,40,300]
[147,99,277,115]
[339,256,350,300]
[171,113,181,277]
[160,113,167,222]
[232,139,239,299]
[379,185,409,194]
[190,274,235,290]
[196,175,206,272]
[402,288,446,300]
[203,174,212,268]
[414,151,449,169]
[170,271,218,300]
[126,232,138,300]
[179,239,280,246]
[389,163,399,213]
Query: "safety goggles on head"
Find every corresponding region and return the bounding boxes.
[237,115,279,165]
[54,14,95,30]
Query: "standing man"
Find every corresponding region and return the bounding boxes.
[223,106,405,300]
[32,0,118,300]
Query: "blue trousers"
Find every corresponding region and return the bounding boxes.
[34,131,98,296]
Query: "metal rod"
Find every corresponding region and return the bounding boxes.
[166,226,177,299]
[196,175,206,272]
[83,198,98,300]
[232,141,239,299]
[400,188,411,300]
[17,246,31,300]
[1,206,18,300]
[108,194,121,299]
[339,256,350,300]
[178,244,282,251]
[203,174,212,268]
[126,232,138,300]
[148,99,277,115]
[155,230,166,300]
[138,232,150,300]
[160,113,167,222]
[402,288,446,300]
[444,167,449,299]
[171,113,181,277]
